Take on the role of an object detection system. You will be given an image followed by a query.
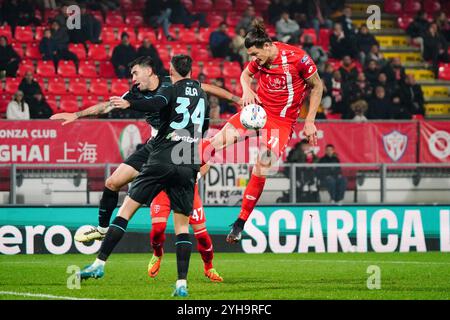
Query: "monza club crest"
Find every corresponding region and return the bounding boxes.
[383,130,408,162]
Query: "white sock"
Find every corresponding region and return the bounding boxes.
[97,226,108,234]
[176,279,187,288]
[93,258,106,268]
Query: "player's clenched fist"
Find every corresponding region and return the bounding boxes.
[109,96,130,109]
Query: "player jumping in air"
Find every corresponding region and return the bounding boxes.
[75,55,208,297]
[51,56,237,282]
[202,21,323,243]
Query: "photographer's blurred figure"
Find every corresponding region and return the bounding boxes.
[317,144,347,203]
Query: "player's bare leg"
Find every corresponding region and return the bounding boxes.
[75,164,139,242]
[192,223,223,282]
[226,145,277,243]
[78,196,141,280]
[172,212,191,297]
[148,217,167,278]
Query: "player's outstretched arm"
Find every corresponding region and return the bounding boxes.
[303,72,323,146]
[240,66,261,106]
[49,102,115,125]
[201,83,242,107]
[110,95,168,113]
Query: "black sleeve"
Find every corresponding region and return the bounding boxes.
[128,85,172,113]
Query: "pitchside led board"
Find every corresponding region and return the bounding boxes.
[0,206,449,254]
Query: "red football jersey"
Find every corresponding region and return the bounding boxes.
[247,42,317,123]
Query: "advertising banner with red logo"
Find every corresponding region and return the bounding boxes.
[420,121,450,163]
[0,120,151,164]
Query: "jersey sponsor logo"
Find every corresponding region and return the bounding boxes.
[383,130,408,162]
[308,66,314,74]
[301,54,309,63]
[167,132,199,144]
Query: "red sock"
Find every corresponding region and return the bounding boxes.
[239,174,266,221]
[195,228,213,271]
[150,222,166,257]
[200,139,215,166]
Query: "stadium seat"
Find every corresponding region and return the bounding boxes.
[424,0,441,14]
[137,29,158,43]
[87,44,109,61]
[156,46,171,64]
[177,28,198,43]
[202,62,222,78]
[0,25,13,42]
[47,78,67,95]
[120,0,134,10]
[0,94,11,114]
[105,12,125,27]
[397,14,414,30]
[100,30,119,45]
[111,79,130,96]
[44,9,59,23]
[82,95,101,108]
[404,0,422,14]
[99,61,116,78]
[235,0,252,11]
[319,28,331,51]
[438,63,450,81]
[191,64,201,79]
[214,0,233,11]
[36,60,56,77]
[181,0,193,11]
[300,29,317,45]
[14,26,34,43]
[68,44,87,60]
[89,79,109,95]
[206,14,225,28]
[226,15,242,28]
[198,28,213,44]
[90,10,104,23]
[253,0,270,11]
[191,45,210,61]
[117,27,138,44]
[69,78,88,95]
[25,43,42,59]
[17,60,35,77]
[35,26,45,41]
[59,98,80,113]
[171,44,190,56]
[79,61,98,78]
[11,42,24,58]
[57,60,77,78]
[5,78,21,94]
[44,95,58,113]
[125,14,144,27]
[195,0,213,11]
[384,0,402,14]
[222,61,241,78]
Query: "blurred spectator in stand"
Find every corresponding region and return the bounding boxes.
[302,34,328,70]
[321,62,334,90]
[231,27,249,65]
[343,72,372,119]
[330,70,345,114]
[169,0,208,28]
[28,92,53,119]
[339,55,358,83]
[406,11,430,53]
[111,32,137,78]
[83,0,120,20]
[390,92,411,120]
[39,28,58,63]
[137,39,168,76]
[382,57,406,85]
[375,72,394,99]
[423,23,449,77]
[50,20,79,69]
[268,0,286,25]
[364,59,380,87]
[337,6,356,37]
[19,71,43,104]
[366,44,386,67]
[235,6,257,33]
[276,11,301,44]
[307,0,333,39]
[330,23,355,59]
[400,74,425,117]
[356,25,379,66]
[209,97,221,121]
[212,78,237,114]
[289,0,310,29]
[54,4,69,31]
[350,99,368,121]
[198,72,207,83]
[0,36,21,78]
[145,0,173,41]
[7,90,30,120]
[209,23,232,58]
[367,86,393,119]
[1,0,20,34]
[317,144,347,204]
[76,4,102,44]
[435,12,450,42]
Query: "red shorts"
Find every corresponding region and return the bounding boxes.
[150,183,206,225]
[228,112,294,158]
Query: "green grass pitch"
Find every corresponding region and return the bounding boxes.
[1,252,450,300]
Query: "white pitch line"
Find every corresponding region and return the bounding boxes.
[0,291,99,300]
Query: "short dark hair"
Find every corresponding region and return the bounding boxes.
[128,56,155,70]
[326,144,335,149]
[245,20,272,49]
[171,54,192,77]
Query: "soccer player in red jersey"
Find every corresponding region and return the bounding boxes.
[148,174,223,282]
[202,21,323,243]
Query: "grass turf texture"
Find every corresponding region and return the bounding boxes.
[1,252,450,300]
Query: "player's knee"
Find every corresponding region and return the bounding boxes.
[105,176,121,192]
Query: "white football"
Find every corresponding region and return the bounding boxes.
[240,104,267,130]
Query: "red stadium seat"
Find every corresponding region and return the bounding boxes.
[117,27,138,44]
[397,14,414,30]
[177,28,197,43]
[43,95,58,113]
[253,0,270,11]
[57,60,77,78]
[99,61,116,78]
[384,0,402,14]
[82,95,101,108]
[191,64,201,79]
[438,63,450,81]
[5,78,21,94]
[171,44,190,56]
[105,12,125,27]
[207,14,225,29]
[35,26,45,41]
[88,44,109,61]
[156,45,171,64]
[0,25,13,42]
[36,60,56,77]
[89,79,109,95]
[198,28,212,44]
[79,61,98,78]
[111,79,130,96]
[120,0,134,10]
[214,0,233,11]
[404,0,421,14]
[44,9,59,23]
[202,62,222,78]
[424,0,441,14]
[137,29,158,43]
[47,78,67,95]
[235,0,251,11]
[69,44,87,60]
[319,28,331,51]
[191,45,210,61]
[59,98,80,113]
[0,94,11,114]
[125,14,144,27]
[181,0,193,11]
[222,61,241,78]
[100,30,119,45]
[11,42,24,58]
[17,60,35,77]
[14,26,34,42]
[300,29,317,45]
[195,0,213,11]
[226,15,242,28]
[90,10,104,23]
[25,43,42,59]
[69,78,88,95]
